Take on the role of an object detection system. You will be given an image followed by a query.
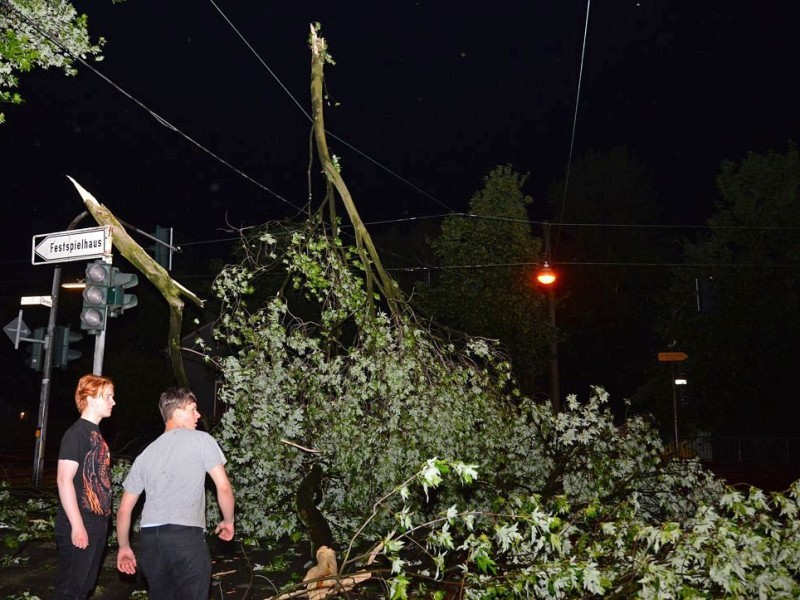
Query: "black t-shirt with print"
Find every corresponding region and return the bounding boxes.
[57,418,112,518]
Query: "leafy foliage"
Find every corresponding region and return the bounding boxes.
[0,482,55,555]
[669,143,800,434]
[366,457,799,599]
[0,0,104,123]
[547,146,671,407]
[209,223,798,598]
[210,226,519,539]
[416,164,549,395]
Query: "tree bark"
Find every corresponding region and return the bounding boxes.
[308,24,405,316]
[67,176,203,387]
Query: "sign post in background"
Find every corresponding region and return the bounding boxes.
[28,212,93,486]
[658,350,689,457]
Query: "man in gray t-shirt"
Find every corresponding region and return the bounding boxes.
[116,388,235,599]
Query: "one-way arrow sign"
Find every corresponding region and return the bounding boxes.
[31,225,110,265]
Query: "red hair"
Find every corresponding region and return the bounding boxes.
[74,374,114,413]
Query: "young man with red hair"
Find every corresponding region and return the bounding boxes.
[54,374,116,599]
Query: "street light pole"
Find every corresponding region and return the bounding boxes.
[546,284,560,413]
[536,222,560,413]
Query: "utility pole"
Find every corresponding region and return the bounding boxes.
[535,222,560,413]
[546,284,559,412]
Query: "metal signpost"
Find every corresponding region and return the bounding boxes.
[25,214,109,485]
[658,350,689,458]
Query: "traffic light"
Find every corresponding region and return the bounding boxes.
[151,225,173,270]
[108,269,138,317]
[80,261,112,333]
[80,261,139,332]
[695,276,716,314]
[52,325,82,369]
[25,327,46,371]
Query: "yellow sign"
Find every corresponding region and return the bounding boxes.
[657,351,688,362]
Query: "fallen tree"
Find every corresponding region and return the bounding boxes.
[205,25,800,599]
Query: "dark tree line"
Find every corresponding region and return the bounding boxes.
[381,143,800,437]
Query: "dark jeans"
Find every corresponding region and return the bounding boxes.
[53,510,109,599]
[139,524,211,600]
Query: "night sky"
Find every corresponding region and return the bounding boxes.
[2,1,800,416]
[4,2,799,243]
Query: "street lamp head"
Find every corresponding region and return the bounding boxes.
[536,262,557,286]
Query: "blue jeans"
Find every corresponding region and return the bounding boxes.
[139,524,211,600]
[53,511,109,599]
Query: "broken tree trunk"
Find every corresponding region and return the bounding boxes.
[67,176,204,387]
[308,23,405,317]
[296,462,334,555]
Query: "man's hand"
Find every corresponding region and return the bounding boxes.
[117,546,138,575]
[71,523,89,549]
[215,520,234,542]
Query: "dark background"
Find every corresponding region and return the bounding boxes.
[4,2,799,239]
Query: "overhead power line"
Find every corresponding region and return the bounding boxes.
[352,213,800,233]
[2,0,307,216]
[553,0,593,260]
[387,260,800,273]
[5,0,458,219]
[205,0,456,213]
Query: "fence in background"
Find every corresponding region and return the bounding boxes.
[681,436,800,464]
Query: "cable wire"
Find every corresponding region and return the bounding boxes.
[386,260,800,273]
[1,0,309,216]
[553,0,592,259]
[205,0,457,213]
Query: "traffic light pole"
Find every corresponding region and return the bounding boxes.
[32,211,87,487]
[92,322,107,376]
[32,263,61,487]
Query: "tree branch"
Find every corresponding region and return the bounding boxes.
[67,175,203,387]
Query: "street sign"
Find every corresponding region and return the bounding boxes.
[21,295,53,307]
[658,351,688,362]
[31,225,110,265]
[3,315,31,349]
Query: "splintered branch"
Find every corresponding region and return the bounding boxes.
[67,176,203,387]
[308,24,405,317]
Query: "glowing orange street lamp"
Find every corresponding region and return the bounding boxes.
[536,262,557,286]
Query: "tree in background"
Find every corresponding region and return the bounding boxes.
[547,146,673,414]
[666,143,800,435]
[0,0,104,124]
[416,165,550,397]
